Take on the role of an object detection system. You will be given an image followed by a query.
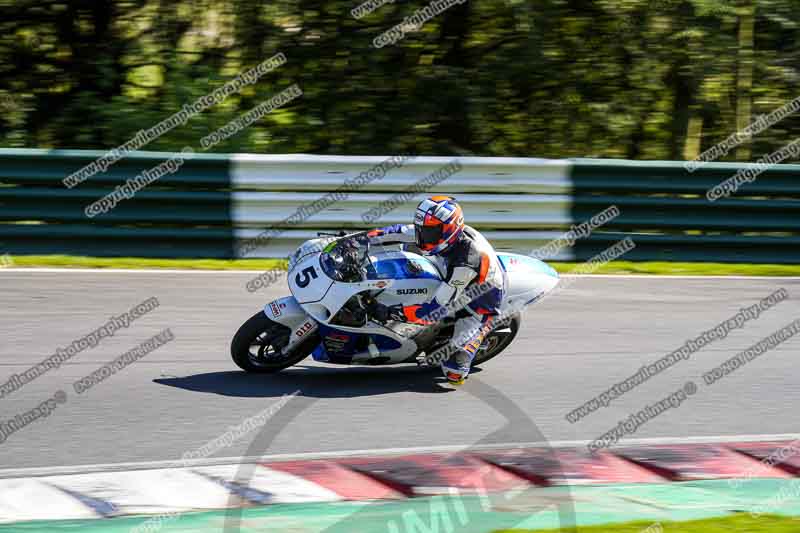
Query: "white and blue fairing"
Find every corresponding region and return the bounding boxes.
[277,241,558,364]
[309,251,444,363]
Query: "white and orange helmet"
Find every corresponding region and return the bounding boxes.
[414,196,465,255]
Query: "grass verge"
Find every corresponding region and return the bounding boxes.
[550,260,800,276]
[2,256,799,276]
[4,255,286,270]
[496,513,799,532]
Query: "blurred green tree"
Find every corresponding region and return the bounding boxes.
[0,0,797,160]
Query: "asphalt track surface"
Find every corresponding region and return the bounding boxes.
[0,270,798,470]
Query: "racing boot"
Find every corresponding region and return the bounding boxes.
[441,350,471,386]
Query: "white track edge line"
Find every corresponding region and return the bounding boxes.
[2,432,799,479]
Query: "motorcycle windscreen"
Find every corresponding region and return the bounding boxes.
[366,256,441,281]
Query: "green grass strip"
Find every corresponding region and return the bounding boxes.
[496,513,800,532]
[550,261,800,276]
[5,255,286,270]
[3,256,800,276]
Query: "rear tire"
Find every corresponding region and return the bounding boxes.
[471,314,521,367]
[231,311,318,373]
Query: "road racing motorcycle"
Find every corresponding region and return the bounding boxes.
[231,231,559,373]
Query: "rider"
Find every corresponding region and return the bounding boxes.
[364,196,507,385]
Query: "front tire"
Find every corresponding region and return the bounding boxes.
[231,312,318,373]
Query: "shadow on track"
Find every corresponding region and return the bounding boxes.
[154,365,485,398]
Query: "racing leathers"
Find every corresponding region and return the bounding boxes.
[366,224,507,384]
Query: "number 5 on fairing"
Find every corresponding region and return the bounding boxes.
[295,266,318,288]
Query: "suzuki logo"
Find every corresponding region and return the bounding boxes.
[397,288,428,295]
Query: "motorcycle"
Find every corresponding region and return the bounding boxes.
[231,230,559,373]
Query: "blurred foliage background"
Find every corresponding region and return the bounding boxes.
[0,0,798,160]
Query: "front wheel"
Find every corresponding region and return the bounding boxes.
[471,313,521,367]
[231,312,318,373]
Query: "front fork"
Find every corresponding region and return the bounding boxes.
[263,296,319,354]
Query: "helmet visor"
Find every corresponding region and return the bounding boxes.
[416,223,443,250]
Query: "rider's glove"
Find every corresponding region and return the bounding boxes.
[367,224,405,238]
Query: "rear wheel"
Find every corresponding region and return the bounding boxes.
[230,311,318,373]
[471,314,520,367]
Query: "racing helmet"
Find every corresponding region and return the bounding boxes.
[414,196,465,255]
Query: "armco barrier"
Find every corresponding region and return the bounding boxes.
[0,149,798,262]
